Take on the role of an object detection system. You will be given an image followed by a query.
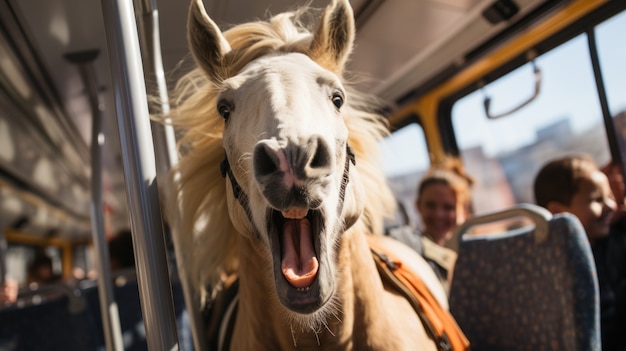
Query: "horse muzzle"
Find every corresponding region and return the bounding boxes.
[252,136,334,211]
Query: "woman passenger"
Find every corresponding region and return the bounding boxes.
[388,158,474,294]
[416,160,474,247]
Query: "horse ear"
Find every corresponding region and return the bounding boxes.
[308,0,355,73]
[187,0,232,81]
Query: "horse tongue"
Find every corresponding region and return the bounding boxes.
[281,218,319,288]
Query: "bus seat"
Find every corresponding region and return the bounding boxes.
[0,284,97,351]
[449,204,600,351]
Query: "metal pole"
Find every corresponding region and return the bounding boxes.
[134,0,178,178]
[100,0,179,350]
[65,49,124,351]
[0,202,6,284]
[134,1,206,350]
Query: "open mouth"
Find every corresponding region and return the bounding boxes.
[280,214,319,290]
[269,208,326,313]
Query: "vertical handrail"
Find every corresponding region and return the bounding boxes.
[100,0,180,350]
[0,218,6,285]
[65,49,124,351]
[134,0,206,350]
[134,0,178,177]
[0,208,9,306]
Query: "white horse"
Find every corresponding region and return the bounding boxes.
[166,0,467,349]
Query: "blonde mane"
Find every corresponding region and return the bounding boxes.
[165,6,396,301]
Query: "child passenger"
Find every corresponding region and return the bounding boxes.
[534,155,615,243]
[534,154,626,351]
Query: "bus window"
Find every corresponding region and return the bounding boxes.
[379,123,430,228]
[597,10,626,117]
[596,10,626,166]
[452,32,611,214]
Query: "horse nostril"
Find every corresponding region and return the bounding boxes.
[308,137,332,172]
[254,143,280,178]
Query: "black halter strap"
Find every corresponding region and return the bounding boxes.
[220,144,355,227]
[220,157,254,222]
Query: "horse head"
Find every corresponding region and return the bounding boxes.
[187,0,367,316]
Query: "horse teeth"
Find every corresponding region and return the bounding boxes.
[281,208,308,219]
[296,286,310,292]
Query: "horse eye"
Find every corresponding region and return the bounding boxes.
[331,92,344,109]
[217,100,233,120]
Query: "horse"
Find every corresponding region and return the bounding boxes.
[165,0,467,349]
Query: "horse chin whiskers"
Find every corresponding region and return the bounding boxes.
[285,293,341,347]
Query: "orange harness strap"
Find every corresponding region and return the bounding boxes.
[369,242,470,351]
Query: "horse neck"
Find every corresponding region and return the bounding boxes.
[338,227,400,346]
[233,225,393,350]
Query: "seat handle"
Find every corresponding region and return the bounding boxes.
[454,203,552,244]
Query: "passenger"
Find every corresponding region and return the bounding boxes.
[387,158,474,293]
[415,159,474,247]
[534,155,615,243]
[534,155,626,351]
[108,229,136,271]
[601,161,626,218]
[598,161,626,351]
[0,278,18,305]
[26,249,62,287]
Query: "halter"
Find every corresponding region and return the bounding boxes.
[220,144,356,236]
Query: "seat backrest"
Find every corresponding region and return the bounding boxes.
[0,284,97,351]
[449,204,600,351]
[82,273,192,351]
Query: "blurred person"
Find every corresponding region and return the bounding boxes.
[602,160,626,220]
[108,229,136,271]
[534,155,615,244]
[415,160,475,247]
[388,158,474,293]
[534,155,626,351]
[26,249,61,287]
[599,160,626,351]
[0,278,18,305]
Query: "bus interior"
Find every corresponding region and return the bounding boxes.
[0,0,624,349]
